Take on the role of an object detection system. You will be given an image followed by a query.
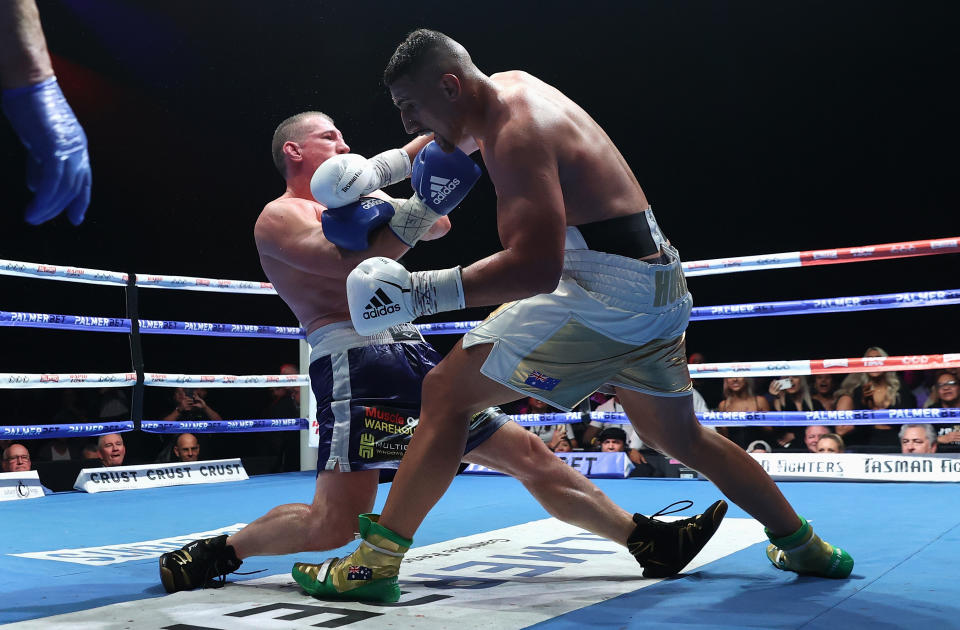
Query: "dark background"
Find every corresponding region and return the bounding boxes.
[1,0,957,423]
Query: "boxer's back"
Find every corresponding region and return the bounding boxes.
[487,71,650,227]
[255,196,351,334]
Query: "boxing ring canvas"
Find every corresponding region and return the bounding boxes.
[2,473,958,629]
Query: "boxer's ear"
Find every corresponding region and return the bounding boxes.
[439,73,461,101]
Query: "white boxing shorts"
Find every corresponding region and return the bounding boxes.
[463,219,693,411]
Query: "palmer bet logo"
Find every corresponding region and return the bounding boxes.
[363,288,401,319]
[429,175,461,206]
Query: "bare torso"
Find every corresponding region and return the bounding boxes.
[256,195,351,334]
[482,71,649,227]
[254,188,446,336]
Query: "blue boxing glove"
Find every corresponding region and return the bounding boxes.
[321,197,396,251]
[411,141,481,213]
[2,76,91,225]
[388,141,481,247]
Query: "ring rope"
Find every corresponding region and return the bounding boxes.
[3,235,956,292]
[0,311,304,338]
[680,235,959,277]
[5,408,959,441]
[2,354,954,390]
[415,288,960,335]
[687,353,959,378]
[5,288,958,339]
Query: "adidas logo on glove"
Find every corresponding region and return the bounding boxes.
[363,288,401,320]
[429,175,462,206]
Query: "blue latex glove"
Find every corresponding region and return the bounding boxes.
[2,76,91,225]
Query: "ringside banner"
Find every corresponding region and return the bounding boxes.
[74,458,248,493]
[0,470,45,502]
[752,452,960,482]
[463,451,633,478]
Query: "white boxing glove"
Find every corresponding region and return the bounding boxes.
[347,257,465,336]
[310,149,412,208]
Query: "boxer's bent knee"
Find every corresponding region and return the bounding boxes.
[303,505,358,551]
[486,426,558,481]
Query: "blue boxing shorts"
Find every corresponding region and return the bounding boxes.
[307,321,510,472]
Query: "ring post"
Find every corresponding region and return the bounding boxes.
[299,330,317,471]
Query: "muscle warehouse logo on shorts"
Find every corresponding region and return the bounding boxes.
[363,288,401,320]
[429,175,461,205]
[359,433,375,458]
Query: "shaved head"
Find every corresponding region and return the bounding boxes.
[384,29,475,87]
[271,111,334,177]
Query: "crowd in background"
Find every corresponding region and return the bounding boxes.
[2,350,959,483]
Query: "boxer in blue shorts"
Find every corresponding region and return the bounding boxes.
[159,111,725,594]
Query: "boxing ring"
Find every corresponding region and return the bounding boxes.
[2,236,959,629]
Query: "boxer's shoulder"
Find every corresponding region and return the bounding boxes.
[256,196,322,246]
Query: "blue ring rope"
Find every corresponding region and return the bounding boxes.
[4,409,957,439]
[3,288,957,339]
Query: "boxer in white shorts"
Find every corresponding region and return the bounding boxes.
[318,29,852,602]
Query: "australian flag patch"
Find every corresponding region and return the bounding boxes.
[524,370,561,391]
[347,565,373,581]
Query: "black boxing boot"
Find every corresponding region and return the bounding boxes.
[159,534,243,593]
[628,499,728,578]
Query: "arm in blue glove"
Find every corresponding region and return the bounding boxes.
[387,141,481,247]
[1,0,91,225]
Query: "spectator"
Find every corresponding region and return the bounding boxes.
[746,440,772,453]
[552,436,573,453]
[769,376,818,412]
[80,442,100,462]
[595,427,656,478]
[928,372,960,451]
[1,0,92,225]
[582,395,642,450]
[597,427,628,452]
[816,434,845,453]
[262,363,302,472]
[810,374,838,411]
[172,433,200,462]
[718,377,770,412]
[926,371,959,410]
[688,350,720,409]
[35,437,78,462]
[518,397,579,450]
[718,377,771,447]
[836,347,917,447]
[902,370,932,408]
[38,390,88,462]
[2,443,53,494]
[900,424,937,454]
[269,363,301,406]
[767,375,817,449]
[98,433,126,467]
[1,443,31,472]
[163,388,223,423]
[803,425,831,453]
[97,388,130,421]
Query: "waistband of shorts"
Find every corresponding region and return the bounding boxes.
[566,208,666,258]
[561,243,688,312]
[307,321,424,361]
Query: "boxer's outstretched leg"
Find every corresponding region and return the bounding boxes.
[467,421,728,578]
[614,387,852,578]
[160,467,378,593]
